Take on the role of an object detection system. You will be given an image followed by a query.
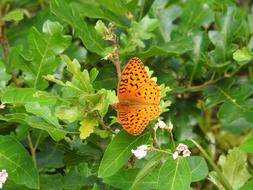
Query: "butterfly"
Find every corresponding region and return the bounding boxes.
[116,57,161,135]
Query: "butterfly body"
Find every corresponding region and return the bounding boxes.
[116,57,161,135]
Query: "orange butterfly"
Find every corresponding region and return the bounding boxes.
[116,57,161,135]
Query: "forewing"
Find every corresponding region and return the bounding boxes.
[118,104,161,135]
[118,57,149,102]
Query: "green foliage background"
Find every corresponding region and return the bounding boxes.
[0,0,253,189]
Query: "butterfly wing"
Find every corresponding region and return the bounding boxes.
[118,104,161,135]
[118,57,149,103]
[134,80,160,105]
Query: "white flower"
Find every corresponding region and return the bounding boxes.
[172,151,179,160]
[172,143,191,159]
[176,143,188,153]
[131,145,148,159]
[0,169,8,189]
[0,104,5,109]
[156,119,166,129]
[183,149,191,157]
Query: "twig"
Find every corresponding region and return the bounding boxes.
[107,23,121,79]
[99,116,117,135]
[186,78,221,92]
[0,22,9,57]
[147,126,159,148]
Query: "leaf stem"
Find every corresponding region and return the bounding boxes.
[248,66,253,82]
[27,133,37,168]
[98,116,117,135]
[191,139,233,190]
[138,0,146,21]
[151,147,171,154]
[169,130,176,149]
[148,126,159,148]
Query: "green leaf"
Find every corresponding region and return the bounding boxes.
[239,136,253,153]
[210,147,251,190]
[1,88,56,105]
[77,2,125,27]
[25,116,66,141]
[204,81,253,132]
[80,89,117,117]
[233,47,253,62]
[247,13,253,34]
[96,0,128,15]
[25,20,71,89]
[61,55,93,93]
[178,0,214,33]
[121,15,159,54]
[0,61,11,88]
[208,6,246,65]
[55,106,83,123]
[50,0,106,55]
[136,37,193,58]
[40,168,93,190]
[3,9,24,22]
[240,179,253,190]
[25,102,60,127]
[0,135,39,189]
[187,156,208,182]
[37,140,64,169]
[104,168,159,190]
[130,153,164,190]
[79,117,99,139]
[157,157,191,190]
[98,131,149,178]
[152,3,181,42]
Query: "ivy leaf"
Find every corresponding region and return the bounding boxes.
[79,117,99,139]
[0,135,39,189]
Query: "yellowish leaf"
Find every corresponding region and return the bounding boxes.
[79,117,99,139]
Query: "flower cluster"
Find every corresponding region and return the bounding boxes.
[154,119,173,131]
[0,169,8,189]
[172,143,191,160]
